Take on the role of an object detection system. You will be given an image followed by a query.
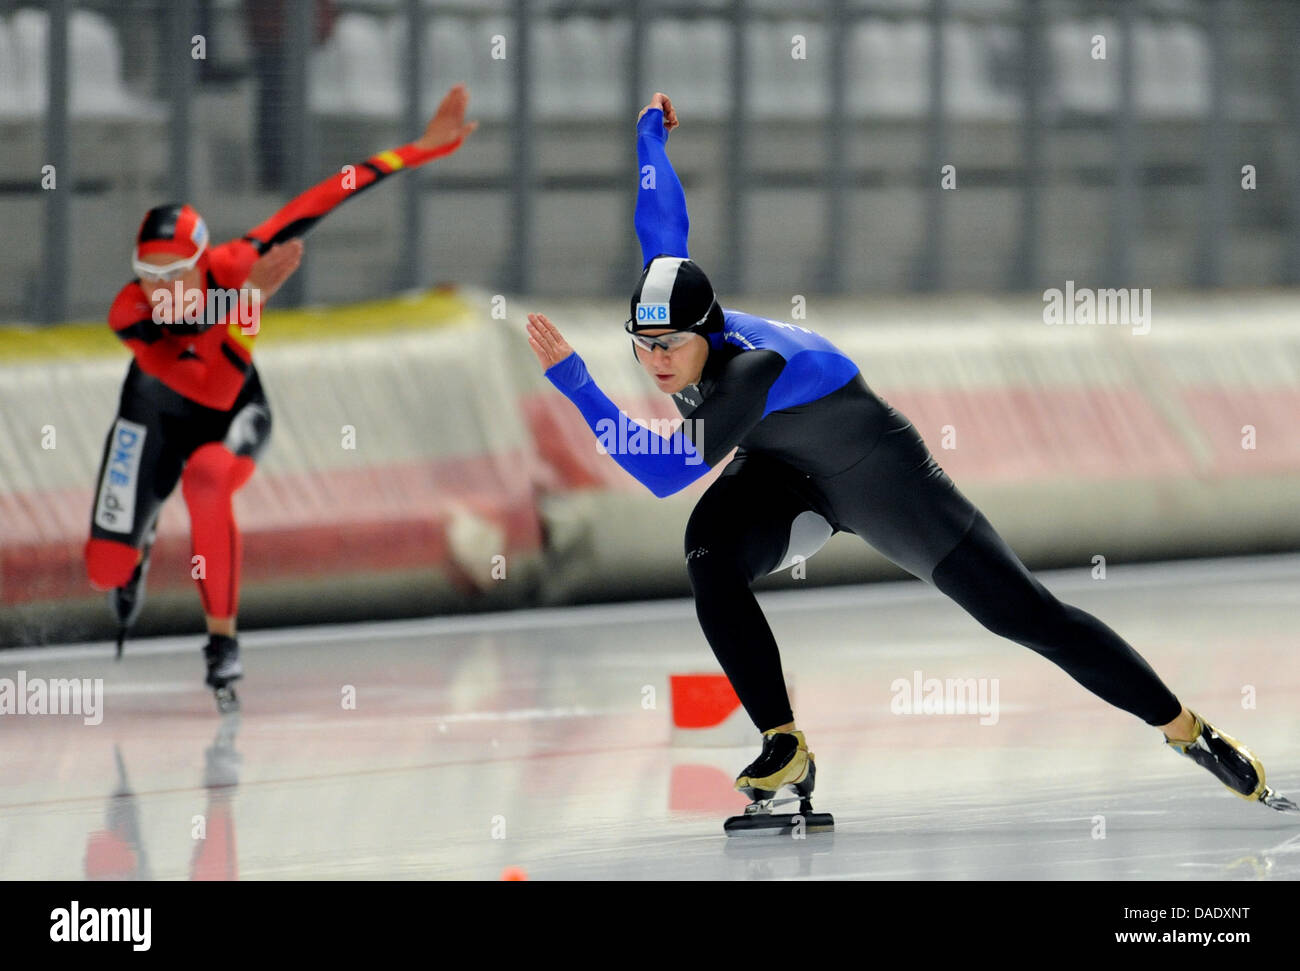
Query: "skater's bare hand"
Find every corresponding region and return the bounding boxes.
[638,92,678,131]
[415,83,478,152]
[526,313,575,370]
[245,239,303,305]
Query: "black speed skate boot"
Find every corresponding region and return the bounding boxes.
[724,728,834,837]
[1166,711,1299,814]
[109,526,156,660]
[203,634,243,714]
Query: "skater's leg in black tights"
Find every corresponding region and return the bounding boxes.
[685,464,820,732]
[930,511,1183,726]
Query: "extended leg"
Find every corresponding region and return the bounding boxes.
[930,510,1183,726]
[181,392,270,713]
[927,515,1296,811]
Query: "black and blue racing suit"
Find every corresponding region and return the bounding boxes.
[542,108,1183,733]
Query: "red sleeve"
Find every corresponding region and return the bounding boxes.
[240,136,465,253]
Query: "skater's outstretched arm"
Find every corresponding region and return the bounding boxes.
[527,313,784,496]
[229,84,478,283]
[634,93,689,266]
[528,313,708,497]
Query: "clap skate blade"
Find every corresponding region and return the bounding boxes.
[725,756,834,837]
[1167,712,1299,815]
[213,686,240,714]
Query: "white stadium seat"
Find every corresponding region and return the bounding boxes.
[847,19,928,119]
[310,13,401,118]
[645,19,730,121]
[747,21,828,120]
[462,16,514,121]
[423,17,476,108]
[6,9,162,119]
[542,17,623,121]
[1046,19,1119,117]
[945,22,1018,120]
[0,18,26,117]
[1135,20,1208,118]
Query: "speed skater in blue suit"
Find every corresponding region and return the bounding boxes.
[524,92,1297,831]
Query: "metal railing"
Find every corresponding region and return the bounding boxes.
[18,0,1300,323]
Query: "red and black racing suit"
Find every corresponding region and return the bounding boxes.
[85,136,463,620]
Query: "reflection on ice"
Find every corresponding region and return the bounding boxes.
[2,555,1298,880]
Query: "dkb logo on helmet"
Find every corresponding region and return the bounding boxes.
[635,302,670,324]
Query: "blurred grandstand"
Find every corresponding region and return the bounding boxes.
[5,0,1298,321]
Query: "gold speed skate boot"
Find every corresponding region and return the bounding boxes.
[725,728,834,837]
[1165,711,1298,813]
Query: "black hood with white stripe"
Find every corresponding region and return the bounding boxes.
[629,256,724,334]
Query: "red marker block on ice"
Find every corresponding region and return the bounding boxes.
[669,672,794,747]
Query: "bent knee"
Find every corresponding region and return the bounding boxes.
[85,538,139,589]
[182,443,253,500]
[686,539,733,572]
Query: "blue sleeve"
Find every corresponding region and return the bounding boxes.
[544,352,710,498]
[634,108,690,265]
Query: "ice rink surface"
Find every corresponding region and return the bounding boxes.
[3,554,1299,881]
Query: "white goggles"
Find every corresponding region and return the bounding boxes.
[627,329,698,353]
[132,243,206,283]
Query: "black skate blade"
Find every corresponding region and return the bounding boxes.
[115,627,127,661]
[724,812,834,837]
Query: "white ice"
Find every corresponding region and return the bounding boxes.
[2,554,1298,880]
